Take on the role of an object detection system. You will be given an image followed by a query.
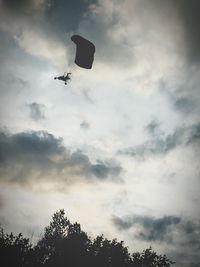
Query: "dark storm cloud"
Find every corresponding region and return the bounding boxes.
[45,0,96,38]
[68,151,122,180]
[92,160,122,179]
[119,123,200,158]
[190,263,200,267]
[2,0,33,13]
[0,0,48,22]
[80,120,90,130]
[112,215,180,242]
[0,130,65,167]
[173,0,200,62]
[1,0,95,30]
[28,102,45,121]
[111,216,133,230]
[174,96,195,113]
[186,123,200,145]
[0,130,122,185]
[112,214,200,246]
[0,0,98,66]
[146,120,160,136]
[0,0,97,46]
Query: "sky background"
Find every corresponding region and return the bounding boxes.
[0,0,200,266]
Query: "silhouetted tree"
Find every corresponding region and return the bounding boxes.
[0,210,175,267]
[0,226,33,267]
[132,247,175,267]
[36,209,91,267]
[90,235,131,267]
[36,209,70,264]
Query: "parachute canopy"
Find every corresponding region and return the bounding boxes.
[71,35,95,69]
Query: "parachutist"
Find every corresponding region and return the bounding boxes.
[54,72,71,85]
[54,35,95,85]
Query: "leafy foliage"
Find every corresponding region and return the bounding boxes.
[0,226,33,266]
[0,210,175,267]
[132,247,175,267]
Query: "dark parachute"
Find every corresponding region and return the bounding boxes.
[71,35,95,69]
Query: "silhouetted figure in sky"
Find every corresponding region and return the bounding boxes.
[71,35,95,69]
[54,35,95,84]
[54,72,71,85]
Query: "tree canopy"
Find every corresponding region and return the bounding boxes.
[0,209,175,267]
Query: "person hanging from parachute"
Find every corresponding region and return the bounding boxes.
[54,72,72,85]
[54,35,95,85]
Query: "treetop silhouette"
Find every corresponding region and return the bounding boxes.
[0,209,175,267]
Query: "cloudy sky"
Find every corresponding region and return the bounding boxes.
[0,0,200,266]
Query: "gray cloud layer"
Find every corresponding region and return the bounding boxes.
[28,102,45,121]
[44,0,96,38]
[0,130,122,186]
[2,0,200,71]
[112,216,200,249]
[112,214,200,266]
[119,122,200,158]
[1,0,95,48]
[0,0,97,67]
[113,215,181,242]
[159,81,197,115]
[173,0,200,61]
[149,0,200,61]
[174,96,195,114]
